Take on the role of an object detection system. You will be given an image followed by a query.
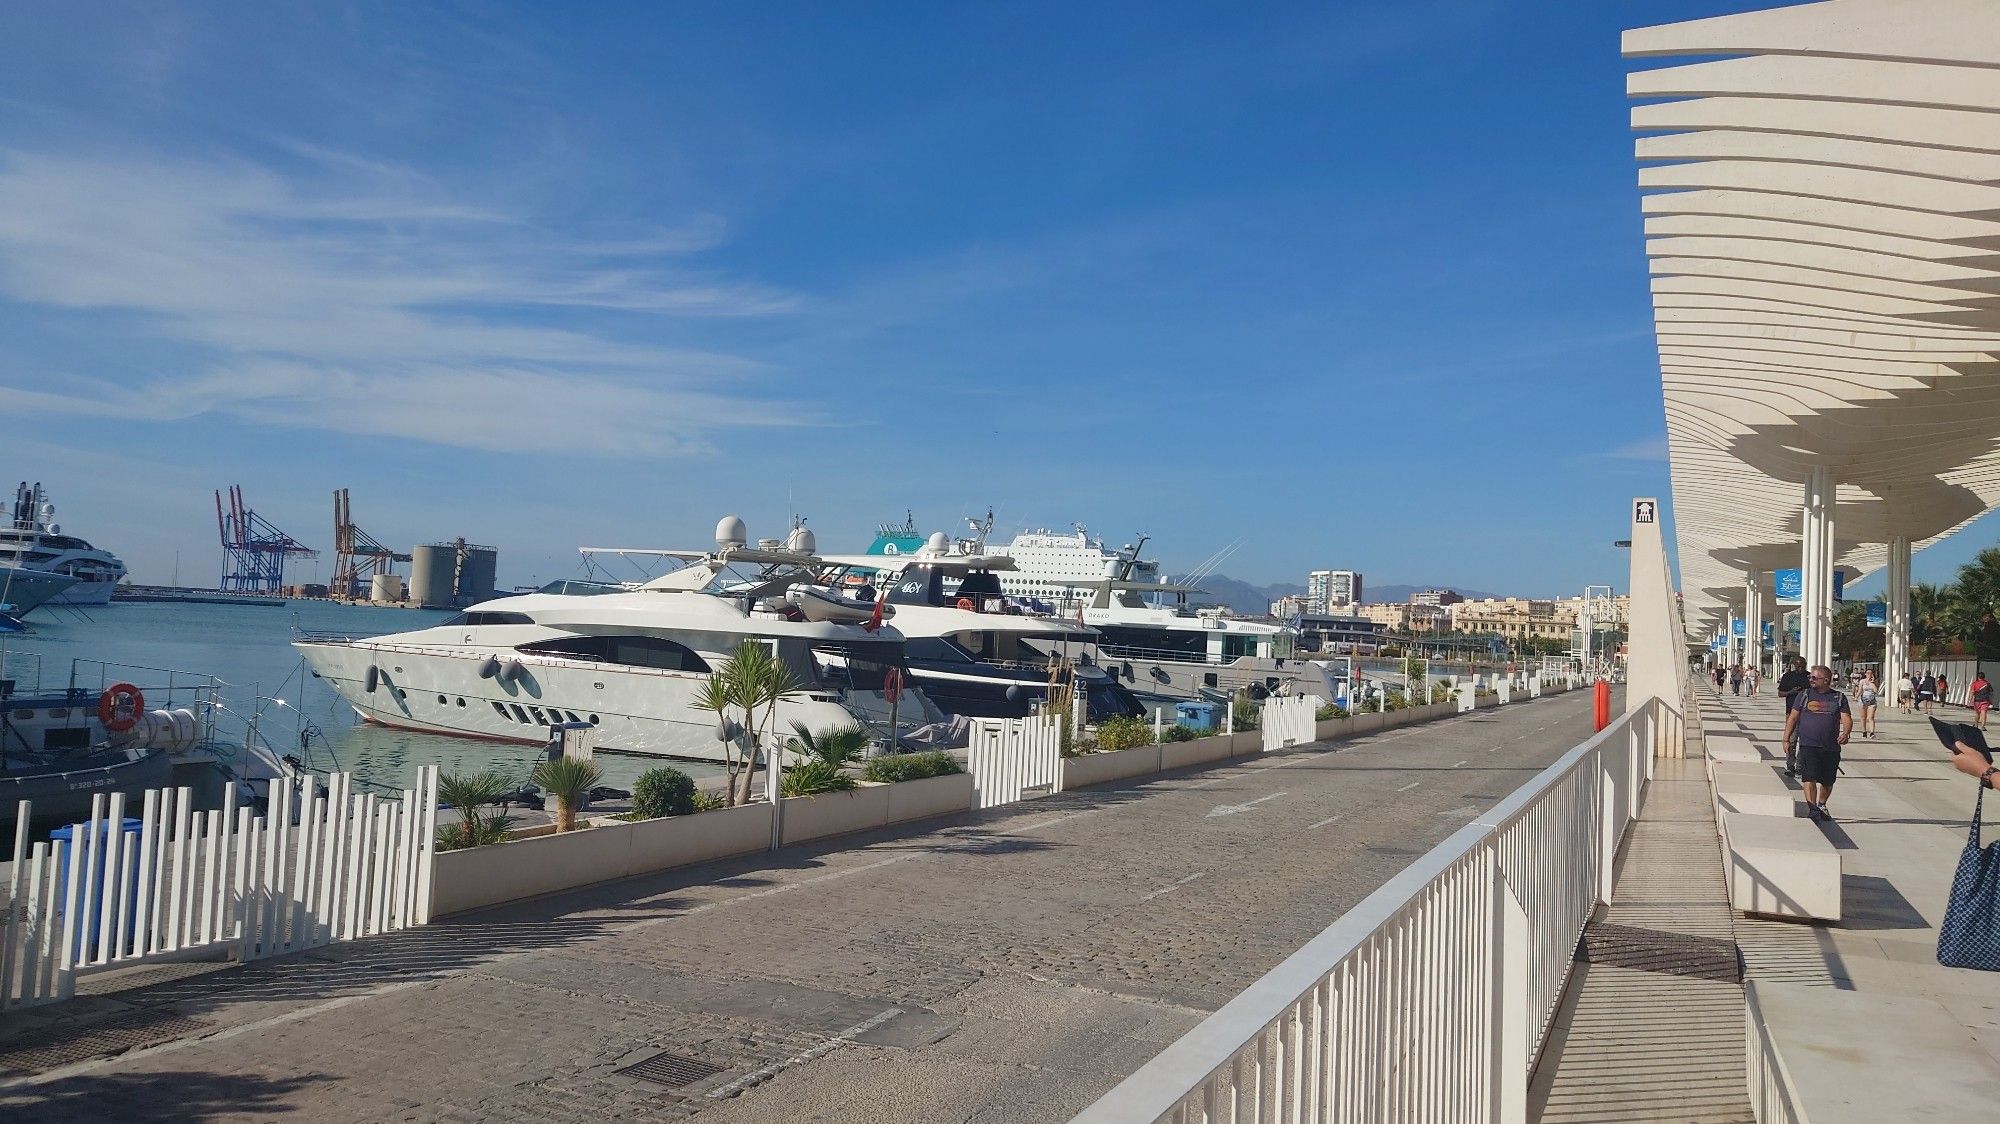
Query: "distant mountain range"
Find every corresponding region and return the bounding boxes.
[1174,575,1503,617]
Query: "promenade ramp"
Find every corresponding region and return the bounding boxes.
[0,689,1599,1123]
[1531,685,2000,1123]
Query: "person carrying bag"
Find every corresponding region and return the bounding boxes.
[1939,755,2000,971]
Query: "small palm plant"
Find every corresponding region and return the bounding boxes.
[531,755,604,833]
[779,759,858,797]
[436,770,516,850]
[788,722,870,768]
[694,640,803,806]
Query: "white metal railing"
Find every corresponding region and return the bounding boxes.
[967,715,1066,809]
[1,767,438,1009]
[1071,694,1680,1124]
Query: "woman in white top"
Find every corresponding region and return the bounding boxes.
[1857,671,1879,738]
[1897,672,1916,714]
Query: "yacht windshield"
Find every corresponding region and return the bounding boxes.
[808,640,907,691]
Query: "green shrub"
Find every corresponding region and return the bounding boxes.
[1231,692,1260,731]
[435,769,517,850]
[691,789,727,812]
[863,751,965,783]
[1315,703,1348,721]
[1095,715,1155,751]
[630,766,697,819]
[788,722,870,768]
[1384,690,1408,711]
[1161,724,1198,742]
[1360,694,1383,714]
[780,759,858,797]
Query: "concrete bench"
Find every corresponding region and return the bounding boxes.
[1720,810,1841,921]
[1704,732,1773,765]
[1710,760,1801,821]
[1747,980,2000,1120]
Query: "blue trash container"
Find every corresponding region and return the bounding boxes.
[1175,702,1218,733]
[52,818,144,960]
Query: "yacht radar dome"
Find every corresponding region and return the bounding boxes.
[925,531,950,555]
[786,525,817,554]
[716,515,748,550]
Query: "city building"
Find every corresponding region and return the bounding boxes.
[1409,588,1465,609]
[1354,602,1409,631]
[1269,595,1309,619]
[1306,569,1362,613]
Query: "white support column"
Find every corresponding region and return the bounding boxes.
[1800,467,1835,668]
[1744,574,1763,677]
[1884,535,1911,692]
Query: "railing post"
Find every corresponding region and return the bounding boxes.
[1491,856,1529,1124]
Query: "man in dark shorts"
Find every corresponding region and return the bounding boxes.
[1782,664,1851,822]
[1775,655,1810,777]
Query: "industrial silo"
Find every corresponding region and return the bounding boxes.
[457,546,498,605]
[409,543,457,609]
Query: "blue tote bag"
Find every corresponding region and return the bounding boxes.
[1939,787,2000,971]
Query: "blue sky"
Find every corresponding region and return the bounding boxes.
[10,1,1965,599]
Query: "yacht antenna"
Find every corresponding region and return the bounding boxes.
[1115,534,1150,581]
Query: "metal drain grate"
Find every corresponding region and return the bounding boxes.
[0,1009,212,1076]
[618,1052,726,1088]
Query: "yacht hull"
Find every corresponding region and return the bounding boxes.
[1099,654,1338,706]
[296,640,920,762]
[48,578,118,606]
[0,567,79,615]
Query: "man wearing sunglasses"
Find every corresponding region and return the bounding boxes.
[1782,664,1851,822]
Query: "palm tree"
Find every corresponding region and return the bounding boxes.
[1949,547,2000,658]
[530,755,604,833]
[789,722,870,768]
[436,770,515,849]
[693,640,803,806]
[1912,582,1953,654]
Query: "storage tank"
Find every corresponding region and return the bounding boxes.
[457,545,498,606]
[370,574,406,603]
[409,543,456,609]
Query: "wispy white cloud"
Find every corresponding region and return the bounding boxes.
[0,146,812,453]
[1599,436,1669,462]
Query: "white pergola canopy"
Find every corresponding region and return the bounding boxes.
[1625,0,2000,637]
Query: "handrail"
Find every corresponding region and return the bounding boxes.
[1071,692,1670,1124]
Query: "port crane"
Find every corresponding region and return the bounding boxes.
[215,485,317,594]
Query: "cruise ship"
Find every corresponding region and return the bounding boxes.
[865,513,1159,609]
[0,482,128,605]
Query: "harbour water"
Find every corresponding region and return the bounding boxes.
[3,600,726,792]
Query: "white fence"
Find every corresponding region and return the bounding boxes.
[968,716,1065,809]
[2,767,438,1010]
[1071,694,1679,1124]
[1260,696,1318,753]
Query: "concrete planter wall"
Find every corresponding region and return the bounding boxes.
[432,772,975,918]
[1061,744,1164,788]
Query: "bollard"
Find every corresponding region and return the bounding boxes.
[1154,706,1165,741]
[1593,678,1612,731]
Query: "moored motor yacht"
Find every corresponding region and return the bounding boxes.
[0,483,129,606]
[1069,575,1336,705]
[819,532,1144,723]
[0,565,78,617]
[293,518,950,761]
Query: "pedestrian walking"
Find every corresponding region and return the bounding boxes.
[1776,656,1810,778]
[1746,665,1760,696]
[1857,671,1879,739]
[1919,672,1938,714]
[1973,669,1993,731]
[1898,671,1915,714]
[1782,664,1852,822]
[1937,673,1951,709]
[1730,664,1743,695]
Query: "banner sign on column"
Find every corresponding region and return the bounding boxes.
[1772,568,1844,605]
[1731,619,1746,637]
[1866,601,1887,628]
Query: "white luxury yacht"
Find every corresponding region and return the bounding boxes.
[0,482,128,605]
[1075,574,1335,705]
[818,532,1144,723]
[292,518,949,761]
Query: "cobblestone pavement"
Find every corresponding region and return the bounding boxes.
[0,692,1601,1123]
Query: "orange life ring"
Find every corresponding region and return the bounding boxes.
[956,597,975,611]
[883,667,904,704]
[99,682,145,732]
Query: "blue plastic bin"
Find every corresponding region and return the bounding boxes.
[52,818,144,959]
[1175,702,1219,733]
